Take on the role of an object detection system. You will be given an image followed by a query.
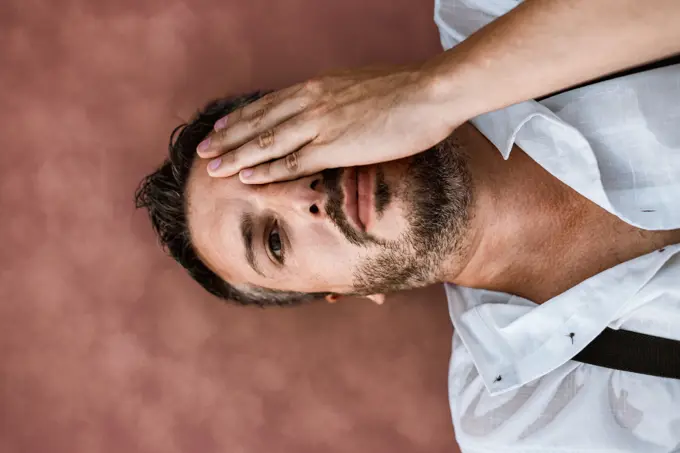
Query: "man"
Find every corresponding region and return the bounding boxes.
[136,0,680,451]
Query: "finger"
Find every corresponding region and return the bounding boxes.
[197,95,305,159]
[206,118,319,178]
[238,141,351,184]
[237,85,303,121]
[212,85,300,131]
[238,146,324,184]
[197,85,308,158]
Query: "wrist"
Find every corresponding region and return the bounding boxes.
[419,49,490,128]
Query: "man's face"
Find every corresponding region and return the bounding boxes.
[186,140,472,297]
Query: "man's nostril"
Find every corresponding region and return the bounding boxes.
[310,179,320,190]
[309,204,319,214]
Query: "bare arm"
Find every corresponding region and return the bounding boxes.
[201,0,680,183]
[430,0,680,120]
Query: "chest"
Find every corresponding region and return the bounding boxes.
[528,198,679,304]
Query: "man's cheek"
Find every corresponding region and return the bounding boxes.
[371,201,409,242]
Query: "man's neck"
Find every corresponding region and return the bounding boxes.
[443,123,680,303]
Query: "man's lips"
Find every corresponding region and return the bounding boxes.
[357,166,375,230]
[342,166,375,232]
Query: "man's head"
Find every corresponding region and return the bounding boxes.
[136,92,473,307]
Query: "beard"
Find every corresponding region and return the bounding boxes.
[321,137,473,295]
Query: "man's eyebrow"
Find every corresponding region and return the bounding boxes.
[240,212,265,278]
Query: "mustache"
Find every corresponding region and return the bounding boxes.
[321,168,377,247]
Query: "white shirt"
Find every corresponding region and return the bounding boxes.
[434,0,680,452]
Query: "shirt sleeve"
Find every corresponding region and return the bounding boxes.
[435,0,522,49]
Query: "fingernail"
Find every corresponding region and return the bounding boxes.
[208,157,222,171]
[240,169,253,179]
[197,137,211,153]
[214,116,228,130]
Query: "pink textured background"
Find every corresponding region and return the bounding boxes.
[0,0,458,451]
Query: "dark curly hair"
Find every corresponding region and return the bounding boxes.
[135,92,330,307]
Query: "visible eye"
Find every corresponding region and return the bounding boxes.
[267,221,284,263]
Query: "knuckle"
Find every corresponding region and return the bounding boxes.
[213,133,239,154]
[216,123,236,140]
[248,107,267,127]
[209,122,256,155]
[284,151,301,174]
[307,104,330,119]
[262,160,275,178]
[298,94,313,110]
[230,106,245,122]
[208,129,229,152]
[221,149,238,167]
[256,128,275,149]
[262,91,277,104]
[303,78,324,96]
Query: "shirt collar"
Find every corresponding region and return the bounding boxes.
[446,245,680,396]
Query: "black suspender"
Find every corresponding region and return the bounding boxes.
[573,328,680,379]
[539,53,680,379]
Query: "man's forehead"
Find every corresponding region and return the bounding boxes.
[186,162,255,287]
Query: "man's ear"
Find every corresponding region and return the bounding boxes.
[325,294,386,305]
[325,294,340,304]
[365,294,386,305]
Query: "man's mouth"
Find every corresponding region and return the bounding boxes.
[342,166,376,232]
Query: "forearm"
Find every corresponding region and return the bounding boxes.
[425,0,680,121]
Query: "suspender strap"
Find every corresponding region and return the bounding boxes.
[538,54,680,379]
[572,328,680,379]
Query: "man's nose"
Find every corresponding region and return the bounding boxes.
[253,175,326,217]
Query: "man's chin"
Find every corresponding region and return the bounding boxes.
[355,142,473,293]
[363,160,417,241]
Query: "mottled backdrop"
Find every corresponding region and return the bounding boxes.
[0,0,458,451]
